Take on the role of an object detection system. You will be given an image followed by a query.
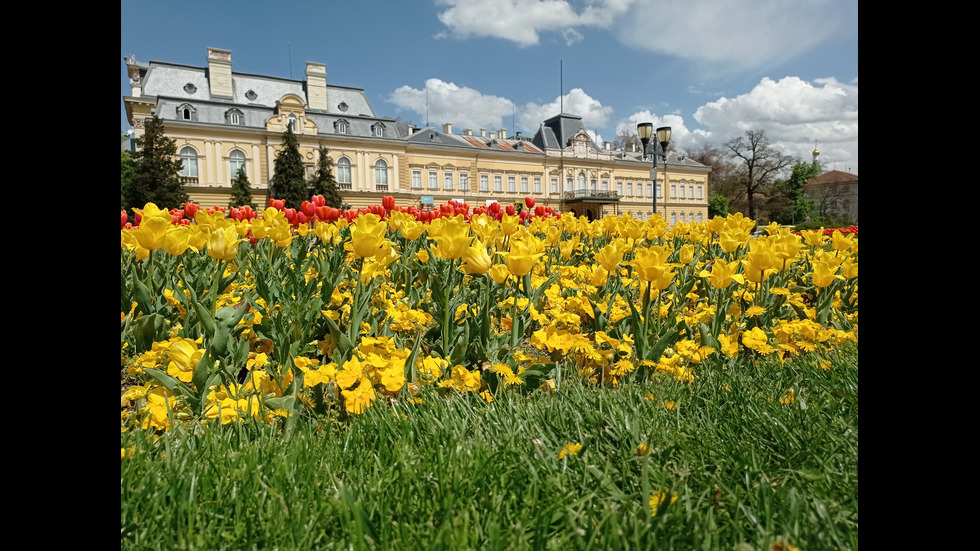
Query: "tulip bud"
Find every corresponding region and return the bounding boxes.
[525,197,535,209]
[184,202,200,220]
[382,196,395,212]
[534,205,545,217]
[506,204,516,216]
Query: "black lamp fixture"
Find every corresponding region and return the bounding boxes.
[637,123,671,219]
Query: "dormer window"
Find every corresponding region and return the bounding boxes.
[335,119,349,134]
[287,115,297,132]
[372,123,385,138]
[225,108,243,126]
[176,103,196,121]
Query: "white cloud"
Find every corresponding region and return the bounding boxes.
[434,0,634,46]
[520,88,613,133]
[435,1,851,77]
[614,110,710,152]
[693,76,858,172]
[387,79,516,132]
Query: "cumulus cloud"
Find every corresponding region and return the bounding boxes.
[520,88,613,133]
[614,110,710,153]
[693,76,858,172]
[435,0,851,77]
[434,0,633,46]
[387,79,516,132]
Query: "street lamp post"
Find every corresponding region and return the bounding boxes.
[637,123,671,220]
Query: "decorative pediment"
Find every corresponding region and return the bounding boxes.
[275,93,307,115]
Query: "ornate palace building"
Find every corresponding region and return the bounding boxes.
[124,48,710,224]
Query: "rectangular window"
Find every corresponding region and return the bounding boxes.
[444,172,453,191]
[680,185,685,199]
[656,183,662,198]
[602,180,608,192]
[637,183,643,197]
[627,183,633,196]
[412,171,422,189]
[508,176,516,192]
[480,174,489,191]
[671,212,677,225]
[647,183,653,197]
[533,177,541,193]
[551,178,558,194]
[697,212,703,223]
[460,173,469,191]
[428,171,438,190]
[617,182,623,196]
[521,176,528,193]
[671,185,677,198]
[689,185,694,199]
[697,185,703,199]
[680,213,686,223]
[494,175,502,192]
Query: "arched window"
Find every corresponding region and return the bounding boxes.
[179,147,198,181]
[287,115,297,132]
[374,159,388,190]
[337,157,352,189]
[176,103,196,121]
[372,123,386,137]
[225,109,243,125]
[229,150,246,182]
[577,173,586,193]
[335,119,349,134]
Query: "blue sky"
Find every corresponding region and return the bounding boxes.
[121,0,858,174]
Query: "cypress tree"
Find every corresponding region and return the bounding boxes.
[229,166,256,209]
[269,125,308,209]
[308,146,343,208]
[125,115,188,211]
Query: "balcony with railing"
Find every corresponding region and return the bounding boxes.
[181,176,199,185]
[339,183,352,191]
[375,184,389,192]
[563,189,620,203]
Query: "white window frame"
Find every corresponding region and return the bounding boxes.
[179,147,198,178]
[680,185,686,199]
[480,174,489,192]
[521,176,528,193]
[671,185,677,198]
[338,157,352,188]
[460,173,469,191]
[533,177,541,193]
[374,159,388,189]
[444,171,454,191]
[551,178,558,194]
[494,175,502,192]
[412,170,422,190]
[428,171,438,190]
[508,176,516,192]
[229,149,246,182]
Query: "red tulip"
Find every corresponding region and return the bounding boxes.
[121,210,128,229]
[506,204,516,216]
[382,196,395,212]
[311,194,326,208]
[284,208,296,223]
[534,205,545,217]
[269,198,285,211]
[301,201,316,219]
[184,202,200,220]
[525,197,535,209]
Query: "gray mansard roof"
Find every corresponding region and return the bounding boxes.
[137,60,395,135]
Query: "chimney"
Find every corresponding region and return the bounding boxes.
[305,62,327,111]
[408,124,415,135]
[480,128,486,138]
[498,129,506,139]
[515,131,522,139]
[206,47,233,99]
[443,123,453,134]
[464,129,472,136]
[604,141,611,150]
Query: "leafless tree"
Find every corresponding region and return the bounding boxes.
[723,130,796,222]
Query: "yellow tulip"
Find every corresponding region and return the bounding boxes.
[207,225,245,261]
[162,226,194,256]
[699,259,745,290]
[461,240,493,275]
[429,216,471,260]
[133,215,172,251]
[489,264,510,284]
[350,213,387,258]
[504,239,540,277]
[595,243,624,273]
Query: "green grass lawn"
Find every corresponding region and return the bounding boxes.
[121,344,857,550]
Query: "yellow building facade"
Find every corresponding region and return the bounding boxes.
[124,48,710,223]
